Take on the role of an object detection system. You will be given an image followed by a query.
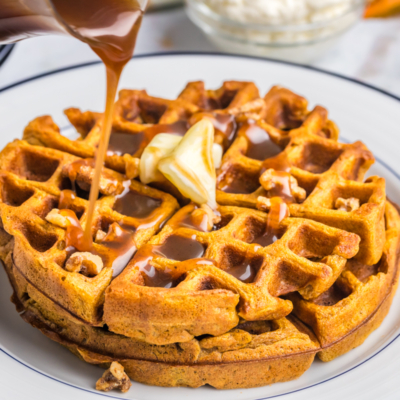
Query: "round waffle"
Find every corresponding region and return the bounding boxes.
[1,81,399,390]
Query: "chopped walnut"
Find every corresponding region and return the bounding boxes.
[95,230,107,243]
[335,197,360,212]
[256,196,272,212]
[96,362,131,393]
[260,169,306,203]
[192,204,221,231]
[45,209,69,228]
[123,154,140,179]
[65,252,104,276]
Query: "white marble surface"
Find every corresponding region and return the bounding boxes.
[1,7,400,97]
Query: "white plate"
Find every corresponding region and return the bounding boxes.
[0,53,400,400]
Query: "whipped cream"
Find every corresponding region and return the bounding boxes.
[204,0,355,25]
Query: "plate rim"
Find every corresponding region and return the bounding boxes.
[0,50,399,103]
[1,51,400,399]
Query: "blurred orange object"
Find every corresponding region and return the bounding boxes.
[365,0,400,17]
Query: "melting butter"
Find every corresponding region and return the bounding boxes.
[140,119,219,209]
[140,134,182,184]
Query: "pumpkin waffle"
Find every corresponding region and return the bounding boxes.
[288,201,400,361]
[0,139,178,325]
[0,81,399,391]
[104,203,360,345]
[23,81,260,177]
[2,202,399,389]
[216,87,384,265]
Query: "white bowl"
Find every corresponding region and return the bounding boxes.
[186,0,366,63]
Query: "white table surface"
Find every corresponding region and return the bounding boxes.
[1,6,400,97]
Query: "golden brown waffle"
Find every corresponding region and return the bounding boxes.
[288,201,400,361]
[23,81,260,176]
[2,202,399,389]
[104,203,360,344]
[0,81,399,390]
[0,140,178,325]
[216,86,385,265]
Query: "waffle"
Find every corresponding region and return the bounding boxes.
[0,139,178,325]
[0,81,399,390]
[104,203,360,345]
[216,86,385,265]
[23,81,260,174]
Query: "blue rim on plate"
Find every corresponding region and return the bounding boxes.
[0,44,14,68]
[0,51,399,399]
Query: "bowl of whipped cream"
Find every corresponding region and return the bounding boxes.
[185,0,366,63]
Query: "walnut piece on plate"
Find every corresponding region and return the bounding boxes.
[96,362,131,393]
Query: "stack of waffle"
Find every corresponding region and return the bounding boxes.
[0,81,398,389]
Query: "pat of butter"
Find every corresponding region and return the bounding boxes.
[140,134,182,184]
[140,119,220,209]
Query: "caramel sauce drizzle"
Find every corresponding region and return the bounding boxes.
[64,159,95,194]
[153,235,206,262]
[59,189,77,210]
[169,204,211,233]
[133,249,212,288]
[96,223,137,277]
[107,131,145,157]
[242,122,282,161]
[261,151,291,174]
[2,1,151,277]
[190,112,237,149]
[59,208,137,277]
[144,120,189,138]
[107,121,189,157]
[114,188,161,219]
[59,209,93,253]
[226,259,258,283]
[47,0,145,249]
[254,197,290,247]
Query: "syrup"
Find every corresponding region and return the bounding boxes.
[190,113,237,148]
[254,169,295,247]
[226,259,258,283]
[2,0,146,277]
[135,253,177,288]
[264,171,296,204]
[153,235,205,262]
[220,174,259,195]
[64,159,95,193]
[114,190,161,219]
[170,205,211,232]
[253,197,289,247]
[95,223,137,277]
[242,122,282,161]
[59,209,92,253]
[60,209,136,276]
[261,152,291,174]
[133,253,212,288]
[144,120,189,138]
[48,0,146,248]
[107,131,145,156]
[59,190,76,210]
